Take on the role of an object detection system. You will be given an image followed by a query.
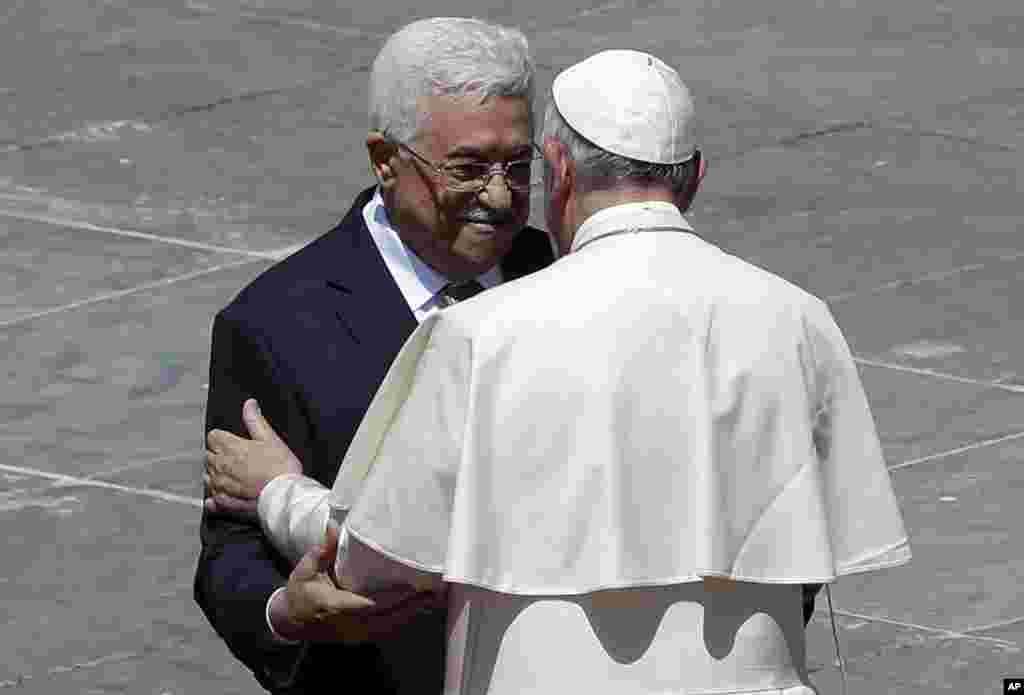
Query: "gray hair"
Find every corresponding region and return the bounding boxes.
[369,17,535,143]
[541,100,696,195]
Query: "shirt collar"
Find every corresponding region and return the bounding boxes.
[569,201,694,254]
[362,189,502,313]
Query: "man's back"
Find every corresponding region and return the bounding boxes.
[434,226,836,591]
[343,226,827,694]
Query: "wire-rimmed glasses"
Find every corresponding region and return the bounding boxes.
[391,138,542,193]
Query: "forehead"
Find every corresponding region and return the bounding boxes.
[417,95,533,157]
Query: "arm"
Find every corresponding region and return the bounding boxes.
[806,299,911,575]
[258,473,332,566]
[198,316,444,662]
[194,312,316,690]
[252,315,445,575]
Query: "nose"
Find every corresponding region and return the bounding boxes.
[478,172,513,210]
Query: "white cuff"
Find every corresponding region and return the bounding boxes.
[258,473,331,566]
[266,586,301,645]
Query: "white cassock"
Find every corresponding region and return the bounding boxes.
[259,201,911,695]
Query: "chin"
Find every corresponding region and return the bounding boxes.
[451,241,510,275]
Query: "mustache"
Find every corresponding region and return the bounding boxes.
[461,208,517,226]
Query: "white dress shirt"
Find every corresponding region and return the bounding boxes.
[363,189,502,320]
[264,189,501,641]
[261,200,909,693]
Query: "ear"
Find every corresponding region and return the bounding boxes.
[543,136,573,201]
[677,149,705,213]
[367,131,400,190]
[542,137,575,255]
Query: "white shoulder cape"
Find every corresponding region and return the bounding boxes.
[312,292,909,594]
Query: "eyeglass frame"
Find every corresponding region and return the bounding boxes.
[387,136,543,193]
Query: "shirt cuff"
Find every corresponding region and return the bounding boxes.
[258,473,331,566]
[266,586,302,645]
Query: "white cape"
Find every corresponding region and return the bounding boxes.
[262,228,910,593]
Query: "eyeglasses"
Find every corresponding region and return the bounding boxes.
[391,138,542,193]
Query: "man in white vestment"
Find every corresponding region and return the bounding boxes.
[207,50,911,694]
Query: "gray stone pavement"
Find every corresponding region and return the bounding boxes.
[1,0,1022,692]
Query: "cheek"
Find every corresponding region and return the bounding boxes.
[398,179,445,228]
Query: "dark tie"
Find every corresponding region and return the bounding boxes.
[438,279,485,307]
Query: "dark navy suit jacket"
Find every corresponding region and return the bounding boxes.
[194,186,554,693]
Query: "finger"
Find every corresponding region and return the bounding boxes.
[206,429,220,453]
[242,399,283,446]
[204,456,240,497]
[212,494,259,515]
[318,586,377,612]
[292,537,331,582]
[207,428,239,454]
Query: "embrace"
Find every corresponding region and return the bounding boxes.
[195,17,910,695]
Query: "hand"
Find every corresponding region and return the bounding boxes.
[204,399,302,516]
[271,525,446,644]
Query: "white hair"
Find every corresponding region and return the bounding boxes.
[369,17,535,143]
[541,100,696,195]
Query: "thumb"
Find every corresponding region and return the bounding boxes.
[242,399,280,445]
[292,540,324,582]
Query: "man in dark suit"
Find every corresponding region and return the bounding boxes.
[194,17,553,694]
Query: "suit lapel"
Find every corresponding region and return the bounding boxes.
[322,188,555,350]
[323,187,418,353]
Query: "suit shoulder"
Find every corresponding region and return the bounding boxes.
[218,228,349,329]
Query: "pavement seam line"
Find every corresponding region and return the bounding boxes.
[79,449,201,480]
[0,637,191,689]
[889,430,1024,472]
[960,614,1024,635]
[825,263,988,304]
[0,257,265,329]
[852,355,1024,394]
[827,608,1018,648]
[0,463,201,508]
[185,0,388,40]
[827,249,1024,304]
[0,208,295,259]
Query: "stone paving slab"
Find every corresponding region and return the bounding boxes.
[834,437,1024,632]
[903,85,1024,151]
[805,612,1022,694]
[856,365,1024,467]
[528,0,1023,132]
[1,484,214,684]
[0,21,381,252]
[1,1,373,146]
[0,115,349,254]
[0,261,272,478]
[705,205,1020,307]
[4,0,1024,693]
[0,469,59,500]
[89,451,205,502]
[697,124,1020,228]
[833,256,1024,386]
[0,218,232,325]
[3,632,255,695]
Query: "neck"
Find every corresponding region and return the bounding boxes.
[566,187,678,242]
